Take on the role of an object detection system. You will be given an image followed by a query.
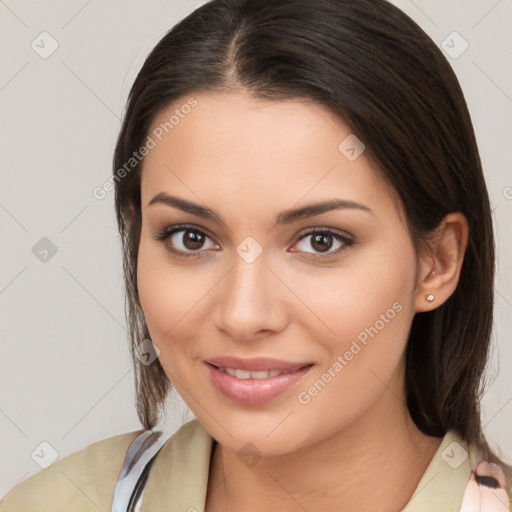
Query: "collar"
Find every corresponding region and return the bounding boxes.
[402,429,475,512]
[141,419,477,511]
[141,419,213,511]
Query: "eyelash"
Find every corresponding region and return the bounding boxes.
[153,223,356,260]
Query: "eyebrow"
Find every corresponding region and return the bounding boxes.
[148,192,374,225]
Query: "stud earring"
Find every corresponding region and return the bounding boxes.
[426,294,435,302]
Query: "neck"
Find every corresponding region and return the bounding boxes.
[205,374,442,512]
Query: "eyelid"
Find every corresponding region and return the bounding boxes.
[154,223,216,242]
[295,226,354,242]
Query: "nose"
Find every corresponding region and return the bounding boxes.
[213,251,289,343]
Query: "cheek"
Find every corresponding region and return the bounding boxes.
[281,253,416,449]
[136,238,202,349]
[291,236,417,407]
[292,235,417,349]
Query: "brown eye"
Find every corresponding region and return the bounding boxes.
[290,228,355,258]
[154,225,219,258]
[181,230,206,250]
[310,233,335,253]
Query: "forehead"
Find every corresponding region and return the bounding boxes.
[140,91,395,219]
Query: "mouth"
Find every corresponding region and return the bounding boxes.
[205,359,314,405]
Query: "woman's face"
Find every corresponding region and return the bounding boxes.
[137,91,425,456]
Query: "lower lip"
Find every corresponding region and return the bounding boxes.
[205,363,313,405]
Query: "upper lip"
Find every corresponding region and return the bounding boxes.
[205,356,312,372]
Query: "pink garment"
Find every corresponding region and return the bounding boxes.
[460,461,510,511]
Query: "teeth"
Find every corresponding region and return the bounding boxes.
[251,370,270,379]
[218,367,295,379]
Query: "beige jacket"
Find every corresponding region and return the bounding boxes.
[1,419,510,511]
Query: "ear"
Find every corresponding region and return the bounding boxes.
[414,212,469,313]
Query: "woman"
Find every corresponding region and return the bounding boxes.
[2,0,510,510]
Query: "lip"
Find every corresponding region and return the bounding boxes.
[205,359,313,405]
[205,356,311,372]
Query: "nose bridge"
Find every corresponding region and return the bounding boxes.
[226,246,270,310]
[213,242,287,339]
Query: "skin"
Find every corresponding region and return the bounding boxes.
[137,91,469,511]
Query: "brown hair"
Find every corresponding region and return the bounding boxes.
[113,0,508,473]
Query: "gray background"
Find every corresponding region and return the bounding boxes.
[1,0,511,498]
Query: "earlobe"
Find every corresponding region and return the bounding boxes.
[414,212,469,313]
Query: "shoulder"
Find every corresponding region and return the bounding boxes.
[0,429,144,512]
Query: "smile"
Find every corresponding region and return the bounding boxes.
[205,361,314,405]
